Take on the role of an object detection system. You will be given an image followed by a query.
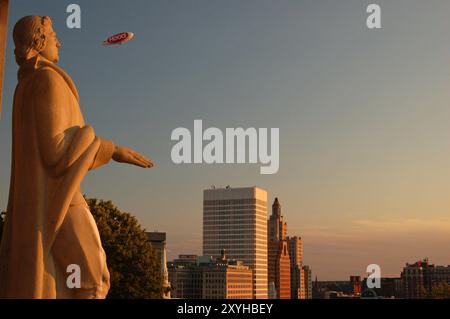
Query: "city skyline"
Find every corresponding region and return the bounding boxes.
[1,0,450,281]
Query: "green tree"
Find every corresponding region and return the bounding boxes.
[87,198,163,299]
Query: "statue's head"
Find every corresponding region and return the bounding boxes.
[13,16,61,66]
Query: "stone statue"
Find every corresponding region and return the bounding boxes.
[0,16,154,299]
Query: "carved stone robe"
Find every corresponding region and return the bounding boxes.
[0,55,114,298]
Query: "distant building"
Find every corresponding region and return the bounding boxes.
[350,276,361,296]
[172,254,198,266]
[203,186,268,299]
[303,265,313,299]
[203,250,253,299]
[268,198,291,299]
[268,282,277,299]
[146,232,170,298]
[313,276,320,299]
[287,235,312,299]
[400,259,450,299]
[168,250,253,299]
[168,254,202,298]
[362,277,402,299]
[312,280,353,299]
[287,236,304,299]
[167,263,202,299]
[324,291,359,299]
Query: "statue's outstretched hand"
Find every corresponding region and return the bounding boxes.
[112,146,154,168]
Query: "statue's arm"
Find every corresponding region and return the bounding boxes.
[89,137,115,170]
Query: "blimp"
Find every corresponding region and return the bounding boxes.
[102,32,134,46]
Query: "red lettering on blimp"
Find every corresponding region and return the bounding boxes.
[103,32,134,46]
[108,33,128,44]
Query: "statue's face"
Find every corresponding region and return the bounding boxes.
[40,24,61,63]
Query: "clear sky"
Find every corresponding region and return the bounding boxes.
[1,0,450,280]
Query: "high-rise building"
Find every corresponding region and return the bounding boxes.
[268,198,291,299]
[287,236,303,299]
[203,186,268,299]
[146,232,171,298]
[168,252,253,299]
[400,259,450,299]
[302,265,313,299]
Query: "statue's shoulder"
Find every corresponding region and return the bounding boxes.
[28,66,65,93]
[21,58,80,101]
[33,66,62,82]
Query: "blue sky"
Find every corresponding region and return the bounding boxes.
[1,0,450,280]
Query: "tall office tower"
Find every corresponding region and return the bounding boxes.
[146,232,171,299]
[268,198,291,299]
[203,186,268,299]
[287,236,303,299]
